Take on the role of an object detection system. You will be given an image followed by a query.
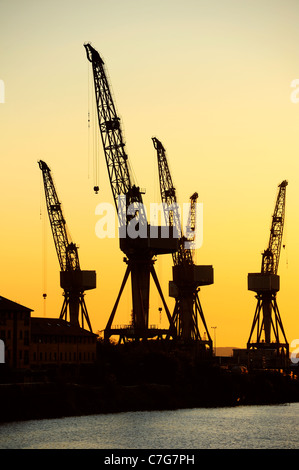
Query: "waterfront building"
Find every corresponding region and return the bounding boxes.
[0,295,97,371]
[0,296,32,369]
[30,317,97,366]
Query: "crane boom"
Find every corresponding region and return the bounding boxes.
[84,43,147,228]
[39,160,80,272]
[152,137,193,266]
[185,191,198,262]
[261,180,288,275]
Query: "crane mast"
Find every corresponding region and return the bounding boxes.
[153,137,213,348]
[39,160,96,332]
[247,180,288,367]
[85,44,178,343]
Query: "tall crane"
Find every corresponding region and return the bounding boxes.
[84,43,178,343]
[247,180,289,365]
[39,160,96,332]
[152,137,213,349]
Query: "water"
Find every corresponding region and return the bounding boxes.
[0,403,298,449]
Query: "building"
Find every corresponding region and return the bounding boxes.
[0,295,98,372]
[30,317,97,367]
[0,296,32,369]
[0,296,31,369]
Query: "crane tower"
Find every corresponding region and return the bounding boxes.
[153,137,213,350]
[39,160,96,332]
[247,180,288,366]
[84,44,178,343]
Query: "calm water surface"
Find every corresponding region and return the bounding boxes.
[1,403,298,449]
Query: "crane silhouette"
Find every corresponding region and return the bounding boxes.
[39,160,96,332]
[153,137,213,350]
[247,180,288,365]
[84,43,179,343]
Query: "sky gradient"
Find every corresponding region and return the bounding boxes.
[1,0,299,349]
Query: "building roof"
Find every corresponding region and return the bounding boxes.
[31,317,97,337]
[0,295,33,313]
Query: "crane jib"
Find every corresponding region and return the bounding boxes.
[261,180,288,275]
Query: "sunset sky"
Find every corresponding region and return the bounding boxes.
[1,0,299,350]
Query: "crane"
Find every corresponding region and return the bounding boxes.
[39,160,96,332]
[152,137,213,349]
[84,43,178,343]
[247,180,288,366]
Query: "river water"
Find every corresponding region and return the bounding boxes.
[0,403,298,449]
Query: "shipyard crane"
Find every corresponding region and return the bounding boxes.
[152,137,213,349]
[39,160,96,332]
[247,180,289,366]
[84,43,178,343]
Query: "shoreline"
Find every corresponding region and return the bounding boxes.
[1,368,299,424]
[1,343,299,424]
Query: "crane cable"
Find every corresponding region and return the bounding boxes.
[40,171,47,316]
[87,63,100,193]
[87,63,91,181]
[282,203,289,269]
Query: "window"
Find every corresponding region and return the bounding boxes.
[24,350,29,365]
[24,330,29,346]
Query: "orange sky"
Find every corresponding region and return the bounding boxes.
[1,0,299,349]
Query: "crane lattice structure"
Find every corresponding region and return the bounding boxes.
[247,180,289,366]
[39,160,96,332]
[84,43,178,343]
[153,137,213,350]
